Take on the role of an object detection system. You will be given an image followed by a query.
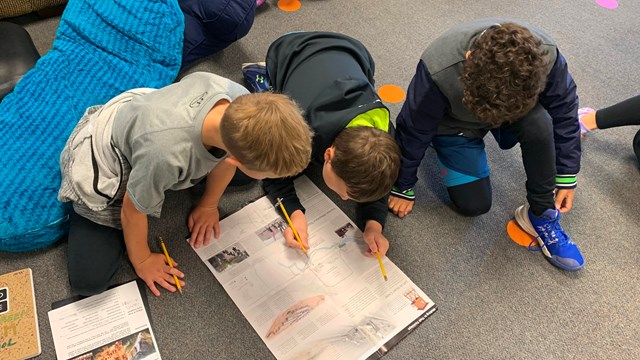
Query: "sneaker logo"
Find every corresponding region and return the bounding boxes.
[190,92,208,108]
[255,75,265,84]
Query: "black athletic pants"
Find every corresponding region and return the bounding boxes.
[447,105,558,217]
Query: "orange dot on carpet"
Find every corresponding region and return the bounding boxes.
[377,84,405,103]
[278,0,301,11]
[506,219,537,247]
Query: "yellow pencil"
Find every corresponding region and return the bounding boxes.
[376,251,388,281]
[276,198,308,255]
[159,237,183,295]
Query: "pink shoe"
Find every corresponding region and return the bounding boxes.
[578,107,596,137]
[257,0,267,6]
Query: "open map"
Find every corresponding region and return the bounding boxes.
[192,176,436,360]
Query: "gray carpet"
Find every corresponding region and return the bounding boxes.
[2,1,640,359]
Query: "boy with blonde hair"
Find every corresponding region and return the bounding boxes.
[59,72,313,296]
[243,32,401,258]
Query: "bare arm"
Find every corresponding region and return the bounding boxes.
[188,158,237,248]
[122,192,184,296]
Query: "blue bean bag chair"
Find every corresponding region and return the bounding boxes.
[0,0,184,252]
[179,0,256,67]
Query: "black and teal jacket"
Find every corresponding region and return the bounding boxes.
[263,31,392,227]
[394,18,581,197]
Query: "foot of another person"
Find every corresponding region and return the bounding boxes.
[514,204,584,271]
[578,107,597,138]
[242,62,271,93]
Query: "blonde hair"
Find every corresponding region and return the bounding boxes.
[331,127,401,202]
[220,92,313,177]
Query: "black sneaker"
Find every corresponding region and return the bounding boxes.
[242,62,271,93]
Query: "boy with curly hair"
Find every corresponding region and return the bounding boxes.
[59,72,313,296]
[243,32,401,258]
[388,19,584,271]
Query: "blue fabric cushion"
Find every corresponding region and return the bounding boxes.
[179,0,255,67]
[0,0,184,252]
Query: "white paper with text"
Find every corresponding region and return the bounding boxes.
[48,281,161,360]
[193,176,436,359]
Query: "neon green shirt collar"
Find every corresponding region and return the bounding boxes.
[346,107,389,132]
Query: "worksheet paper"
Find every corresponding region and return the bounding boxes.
[48,281,160,360]
[193,176,436,359]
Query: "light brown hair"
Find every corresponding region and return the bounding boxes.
[462,23,550,126]
[331,127,401,202]
[220,92,313,177]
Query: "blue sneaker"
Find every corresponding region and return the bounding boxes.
[242,62,271,93]
[514,204,584,271]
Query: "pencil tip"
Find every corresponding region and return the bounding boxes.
[384,276,388,281]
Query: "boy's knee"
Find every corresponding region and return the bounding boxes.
[68,268,111,296]
[446,177,492,217]
[452,197,492,217]
[517,107,554,143]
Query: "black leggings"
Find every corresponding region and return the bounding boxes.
[596,95,640,129]
[596,94,640,163]
[67,210,125,296]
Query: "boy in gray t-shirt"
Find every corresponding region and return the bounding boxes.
[59,72,313,296]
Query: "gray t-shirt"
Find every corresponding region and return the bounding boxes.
[111,72,249,216]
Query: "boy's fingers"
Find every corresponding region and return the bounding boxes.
[378,240,389,257]
[364,234,378,253]
[168,267,184,278]
[288,238,302,249]
[158,279,176,293]
[213,222,221,240]
[285,235,302,249]
[161,272,175,284]
[204,227,212,247]
[190,227,200,247]
[147,281,161,297]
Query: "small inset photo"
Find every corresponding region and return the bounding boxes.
[70,328,157,360]
[334,222,355,238]
[208,243,250,273]
[255,217,287,242]
[403,288,429,311]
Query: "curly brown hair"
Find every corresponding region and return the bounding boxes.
[462,23,550,126]
[331,127,400,203]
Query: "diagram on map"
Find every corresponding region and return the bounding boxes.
[265,294,326,339]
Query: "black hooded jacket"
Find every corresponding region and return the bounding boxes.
[263,31,392,227]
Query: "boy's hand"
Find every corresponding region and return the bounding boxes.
[388,195,414,218]
[134,253,185,297]
[555,188,575,214]
[363,220,389,258]
[188,205,220,249]
[283,210,309,250]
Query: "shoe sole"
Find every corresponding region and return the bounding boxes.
[241,61,267,69]
[514,204,583,271]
